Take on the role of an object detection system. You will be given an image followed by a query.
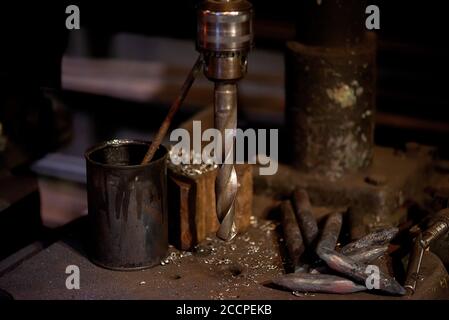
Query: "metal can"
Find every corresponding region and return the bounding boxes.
[85,139,168,270]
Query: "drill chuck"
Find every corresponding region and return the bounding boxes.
[197,0,253,81]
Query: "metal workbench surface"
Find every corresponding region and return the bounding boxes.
[0,216,448,300]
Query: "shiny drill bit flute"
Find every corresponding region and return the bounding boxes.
[197,0,253,240]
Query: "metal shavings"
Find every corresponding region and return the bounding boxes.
[260,220,277,232]
[217,259,232,265]
[440,276,448,289]
[250,215,258,227]
[160,250,192,266]
[195,224,285,300]
[156,221,284,300]
[167,148,218,177]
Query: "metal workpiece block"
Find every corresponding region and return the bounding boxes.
[168,164,253,251]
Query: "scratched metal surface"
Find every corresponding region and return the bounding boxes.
[0,217,448,300]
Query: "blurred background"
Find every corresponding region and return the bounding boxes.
[0,1,448,259]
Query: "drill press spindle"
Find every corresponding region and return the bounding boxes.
[197,0,253,241]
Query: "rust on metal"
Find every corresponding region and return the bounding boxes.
[279,200,305,271]
[316,212,343,255]
[292,188,319,246]
[285,34,377,179]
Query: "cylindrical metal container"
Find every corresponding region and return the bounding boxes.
[85,139,168,270]
[285,33,377,179]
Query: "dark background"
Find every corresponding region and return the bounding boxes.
[1,1,448,153]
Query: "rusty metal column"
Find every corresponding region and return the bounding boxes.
[285,0,376,179]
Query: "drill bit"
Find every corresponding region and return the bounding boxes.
[291,188,319,246]
[272,273,366,294]
[214,83,238,240]
[340,227,398,255]
[319,248,406,296]
[309,244,388,274]
[279,200,306,272]
[314,212,405,296]
[316,211,343,255]
[345,244,389,263]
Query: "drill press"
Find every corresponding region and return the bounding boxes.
[196,0,253,241]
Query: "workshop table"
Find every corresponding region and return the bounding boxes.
[0,216,448,300]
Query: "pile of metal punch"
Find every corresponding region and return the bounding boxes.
[271,188,407,296]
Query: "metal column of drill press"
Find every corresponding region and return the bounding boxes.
[285,0,375,178]
[197,0,253,241]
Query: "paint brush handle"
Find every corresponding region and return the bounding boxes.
[141,55,203,165]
